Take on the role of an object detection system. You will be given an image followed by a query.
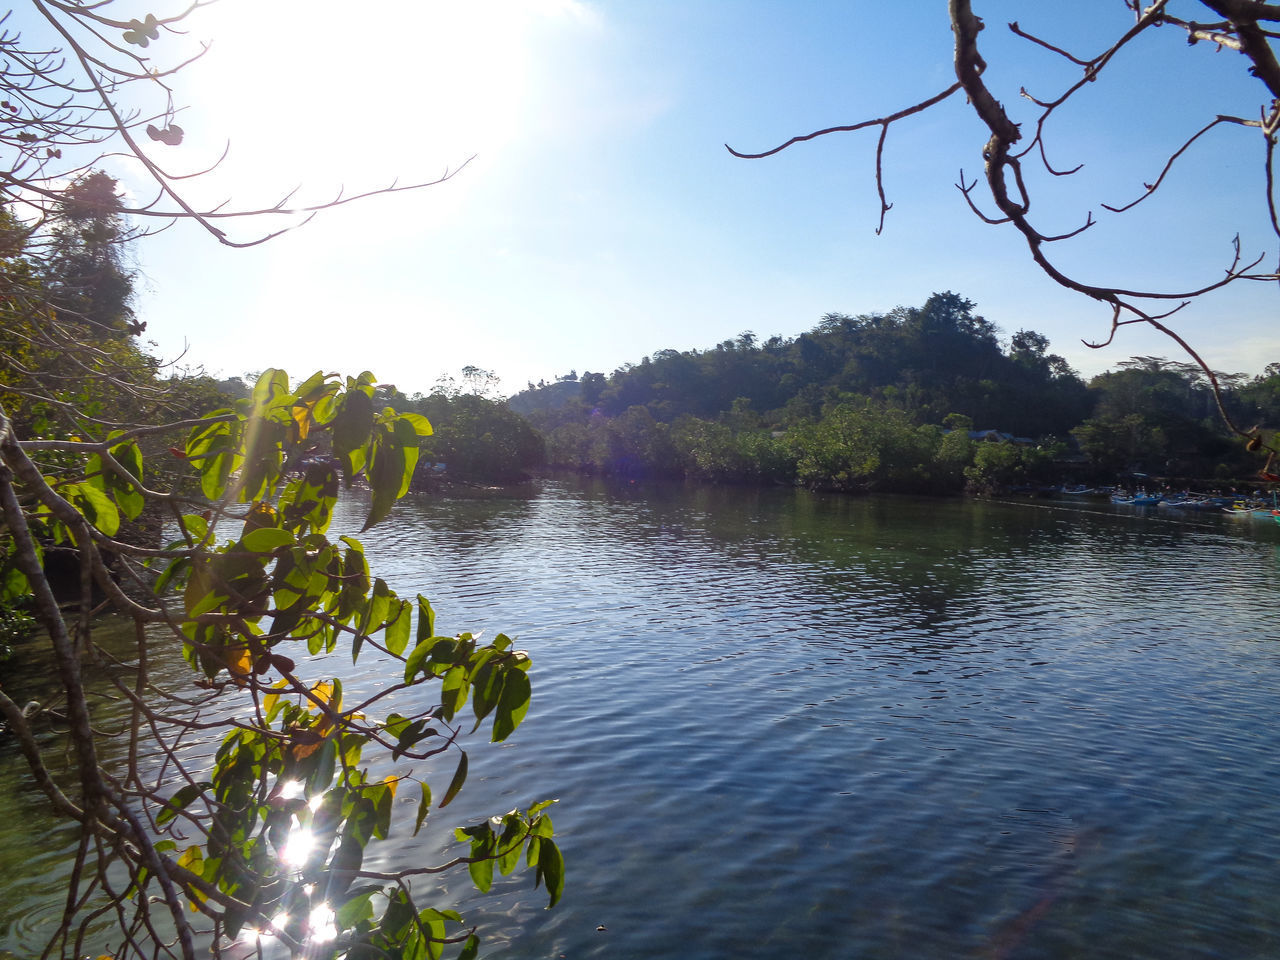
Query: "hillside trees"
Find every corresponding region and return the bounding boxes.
[727,0,1279,465]
[521,293,1088,437]
[0,3,560,958]
[1072,360,1248,475]
[521,291,1092,488]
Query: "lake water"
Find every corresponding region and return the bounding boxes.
[3,479,1280,959]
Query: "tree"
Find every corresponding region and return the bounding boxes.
[0,3,559,958]
[409,390,545,482]
[43,171,142,338]
[0,370,562,960]
[727,1,1279,467]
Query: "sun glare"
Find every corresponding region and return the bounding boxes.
[309,903,338,944]
[280,819,315,867]
[181,0,592,212]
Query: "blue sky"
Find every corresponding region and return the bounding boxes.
[124,1,1277,396]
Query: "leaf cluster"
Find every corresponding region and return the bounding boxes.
[0,367,561,960]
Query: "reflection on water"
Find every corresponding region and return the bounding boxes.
[4,479,1280,959]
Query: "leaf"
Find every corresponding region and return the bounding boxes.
[331,388,374,458]
[241,527,294,553]
[391,719,433,760]
[416,595,436,644]
[438,752,468,809]
[226,644,253,685]
[261,679,289,720]
[492,667,531,742]
[152,555,188,596]
[440,665,468,722]
[156,782,209,826]
[458,935,480,960]
[371,780,394,840]
[470,660,502,729]
[336,890,377,929]
[384,599,411,656]
[469,837,494,892]
[67,482,120,536]
[398,412,434,437]
[538,838,565,908]
[414,781,432,835]
[123,16,159,46]
[497,818,524,876]
[361,430,405,532]
[526,799,558,818]
[307,736,337,793]
[403,636,442,684]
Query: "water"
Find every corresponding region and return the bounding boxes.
[3,480,1280,959]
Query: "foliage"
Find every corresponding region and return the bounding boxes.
[404,391,545,483]
[520,293,1090,442]
[0,368,561,959]
[0,5,559,955]
[521,284,1280,489]
[42,171,141,337]
[963,441,1064,493]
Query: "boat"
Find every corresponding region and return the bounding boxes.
[1112,492,1162,506]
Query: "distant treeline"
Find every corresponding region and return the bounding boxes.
[500,292,1280,493]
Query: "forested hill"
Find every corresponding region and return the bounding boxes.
[505,292,1280,492]
[511,292,1091,436]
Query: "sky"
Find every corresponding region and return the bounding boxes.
[93,0,1280,397]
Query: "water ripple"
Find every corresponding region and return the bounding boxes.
[5,482,1280,959]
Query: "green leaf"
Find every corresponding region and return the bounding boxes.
[418,910,447,960]
[470,660,502,729]
[391,719,434,761]
[384,599,411,656]
[241,527,294,553]
[331,388,374,458]
[361,428,406,532]
[0,564,29,604]
[440,665,468,722]
[335,889,377,929]
[403,638,432,684]
[416,595,436,644]
[492,667,531,742]
[359,578,392,639]
[398,412,433,436]
[306,736,337,794]
[496,818,524,876]
[526,799,558,818]
[156,782,209,826]
[414,781,432,836]
[112,483,145,522]
[371,781,394,840]
[152,555,188,596]
[67,482,120,536]
[538,838,565,908]
[178,513,210,545]
[469,837,494,892]
[458,934,480,960]
[438,752,468,809]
